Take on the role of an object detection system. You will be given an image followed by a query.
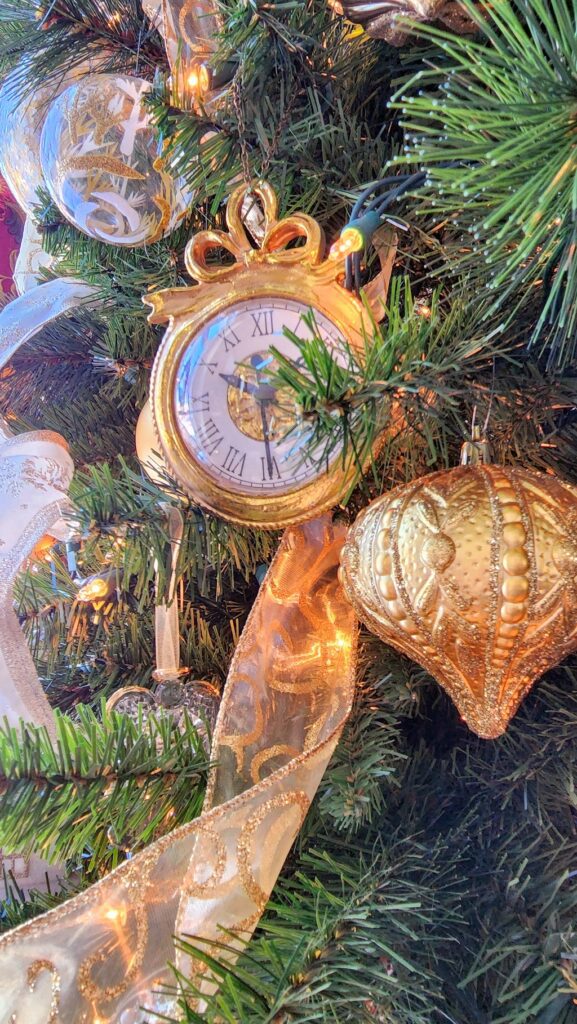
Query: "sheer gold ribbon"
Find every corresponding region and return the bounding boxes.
[0,517,356,1022]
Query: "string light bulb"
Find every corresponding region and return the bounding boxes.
[329,226,364,260]
[329,210,383,261]
[76,577,109,603]
[76,570,120,610]
[414,298,432,318]
[102,904,127,925]
[186,63,210,95]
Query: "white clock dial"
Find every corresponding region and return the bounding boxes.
[174,297,347,496]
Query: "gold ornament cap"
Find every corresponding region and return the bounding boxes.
[460,424,491,466]
[340,462,577,738]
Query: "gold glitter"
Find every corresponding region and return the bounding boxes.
[64,154,146,180]
[237,792,309,909]
[249,745,300,784]
[183,825,230,899]
[218,676,266,775]
[28,960,61,1023]
[148,194,172,243]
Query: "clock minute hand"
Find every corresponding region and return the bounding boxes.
[260,400,274,479]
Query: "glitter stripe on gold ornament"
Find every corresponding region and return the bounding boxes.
[340,460,577,738]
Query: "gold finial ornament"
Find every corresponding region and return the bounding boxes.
[340,463,577,738]
[145,183,377,528]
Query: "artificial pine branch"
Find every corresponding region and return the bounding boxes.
[174,836,466,1023]
[391,0,577,368]
[0,706,210,875]
[148,0,396,225]
[71,458,276,599]
[36,200,197,306]
[315,644,413,834]
[169,660,577,1024]
[271,279,507,494]
[0,0,165,83]
[272,279,577,496]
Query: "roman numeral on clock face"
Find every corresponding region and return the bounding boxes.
[190,392,210,412]
[199,359,218,376]
[198,417,223,456]
[222,327,242,352]
[251,310,275,337]
[261,455,282,480]
[222,446,246,477]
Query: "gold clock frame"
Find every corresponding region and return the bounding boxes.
[145,182,374,529]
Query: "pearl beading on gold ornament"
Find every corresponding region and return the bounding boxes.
[340,464,577,738]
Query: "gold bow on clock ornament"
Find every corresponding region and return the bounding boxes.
[340,452,577,738]
[145,181,393,529]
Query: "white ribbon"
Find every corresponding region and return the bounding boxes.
[154,504,184,680]
[13,218,56,295]
[0,277,98,369]
[0,279,98,732]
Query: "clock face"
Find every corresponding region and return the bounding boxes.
[174,297,348,496]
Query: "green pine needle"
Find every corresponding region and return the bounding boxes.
[391,0,577,368]
[0,705,210,874]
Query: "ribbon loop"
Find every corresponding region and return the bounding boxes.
[0,517,357,1021]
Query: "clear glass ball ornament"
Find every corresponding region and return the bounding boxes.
[0,62,86,214]
[40,74,192,246]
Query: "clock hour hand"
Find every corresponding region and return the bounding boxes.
[219,371,256,393]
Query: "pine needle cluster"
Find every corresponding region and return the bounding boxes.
[391,0,577,368]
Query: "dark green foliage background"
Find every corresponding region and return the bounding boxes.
[2,0,577,1020]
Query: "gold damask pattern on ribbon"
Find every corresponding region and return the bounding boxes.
[0,516,357,1022]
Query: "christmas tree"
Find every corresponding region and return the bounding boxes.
[1,0,577,1020]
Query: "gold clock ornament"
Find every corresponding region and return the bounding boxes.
[339,460,577,738]
[145,182,375,528]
